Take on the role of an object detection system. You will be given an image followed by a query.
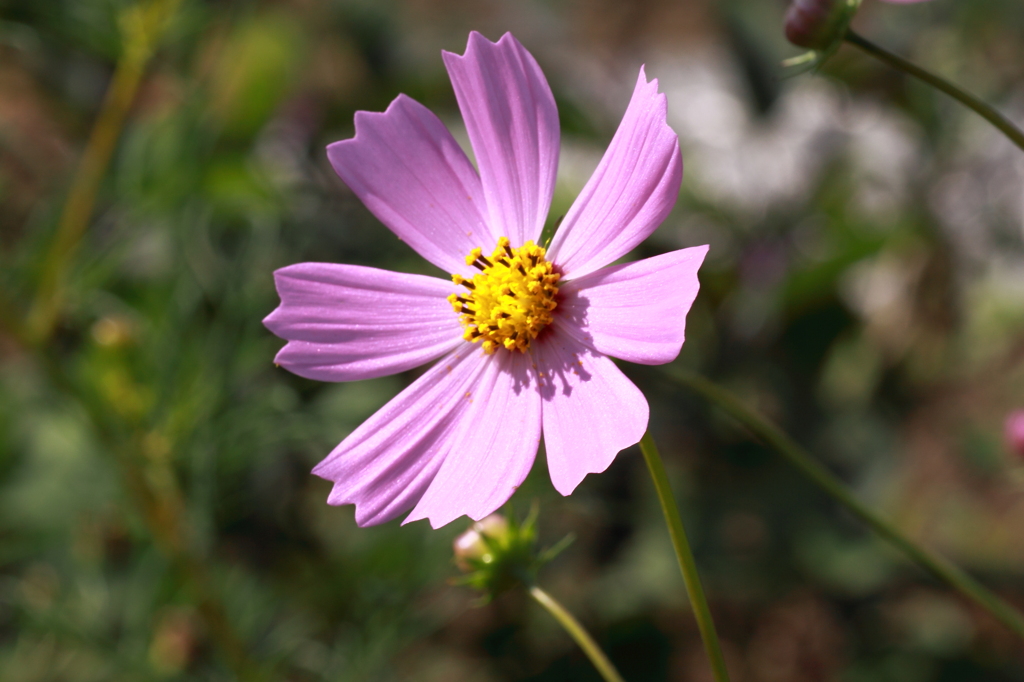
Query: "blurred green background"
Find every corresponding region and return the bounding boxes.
[1,0,1024,680]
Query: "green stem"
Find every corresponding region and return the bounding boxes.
[670,370,1024,640]
[528,585,626,682]
[844,29,1024,153]
[25,0,182,343]
[638,432,731,682]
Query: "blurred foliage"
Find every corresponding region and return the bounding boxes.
[1,0,1024,680]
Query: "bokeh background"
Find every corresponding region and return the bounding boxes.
[2,0,1024,680]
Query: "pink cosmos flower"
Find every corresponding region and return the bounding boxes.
[264,32,707,528]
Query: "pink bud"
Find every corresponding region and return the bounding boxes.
[784,0,933,51]
[453,514,510,572]
[784,0,848,50]
[1005,411,1024,458]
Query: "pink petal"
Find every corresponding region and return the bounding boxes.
[264,263,463,381]
[443,32,559,247]
[556,246,708,366]
[405,349,542,528]
[313,344,488,526]
[533,329,649,495]
[547,67,683,280]
[326,94,494,275]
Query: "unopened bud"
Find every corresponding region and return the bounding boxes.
[1005,411,1024,459]
[784,0,854,50]
[453,514,510,572]
[450,506,573,602]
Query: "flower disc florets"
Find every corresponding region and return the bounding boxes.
[448,237,560,354]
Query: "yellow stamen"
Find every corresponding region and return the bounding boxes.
[448,237,560,354]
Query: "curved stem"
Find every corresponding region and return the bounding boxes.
[670,370,1024,640]
[638,432,731,682]
[528,585,626,682]
[844,29,1024,153]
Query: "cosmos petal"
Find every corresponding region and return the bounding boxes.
[443,31,559,247]
[326,94,494,275]
[556,246,708,365]
[264,263,463,381]
[406,349,542,528]
[533,329,649,495]
[312,345,488,527]
[547,66,682,280]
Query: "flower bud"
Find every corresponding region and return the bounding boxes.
[1005,411,1024,459]
[784,0,854,50]
[451,507,573,602]
[453,514,510,572]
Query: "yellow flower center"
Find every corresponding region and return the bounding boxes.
[448,237,560,354]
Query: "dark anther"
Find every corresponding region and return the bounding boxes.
[517,264,528,276]
[504,243,514,258]
[472,260,486,271]
[478,255,493,267]
[462,281,475,290]
[461,306,473,315]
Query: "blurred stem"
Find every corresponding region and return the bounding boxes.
[638,432,731,682]
[844,30,1024,153]
[25,0,182,343]
[13,0,264,673]
[10,1,264,674]
[528,585,626,682]
[670,370,1024,641]
[0,293,28,346]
